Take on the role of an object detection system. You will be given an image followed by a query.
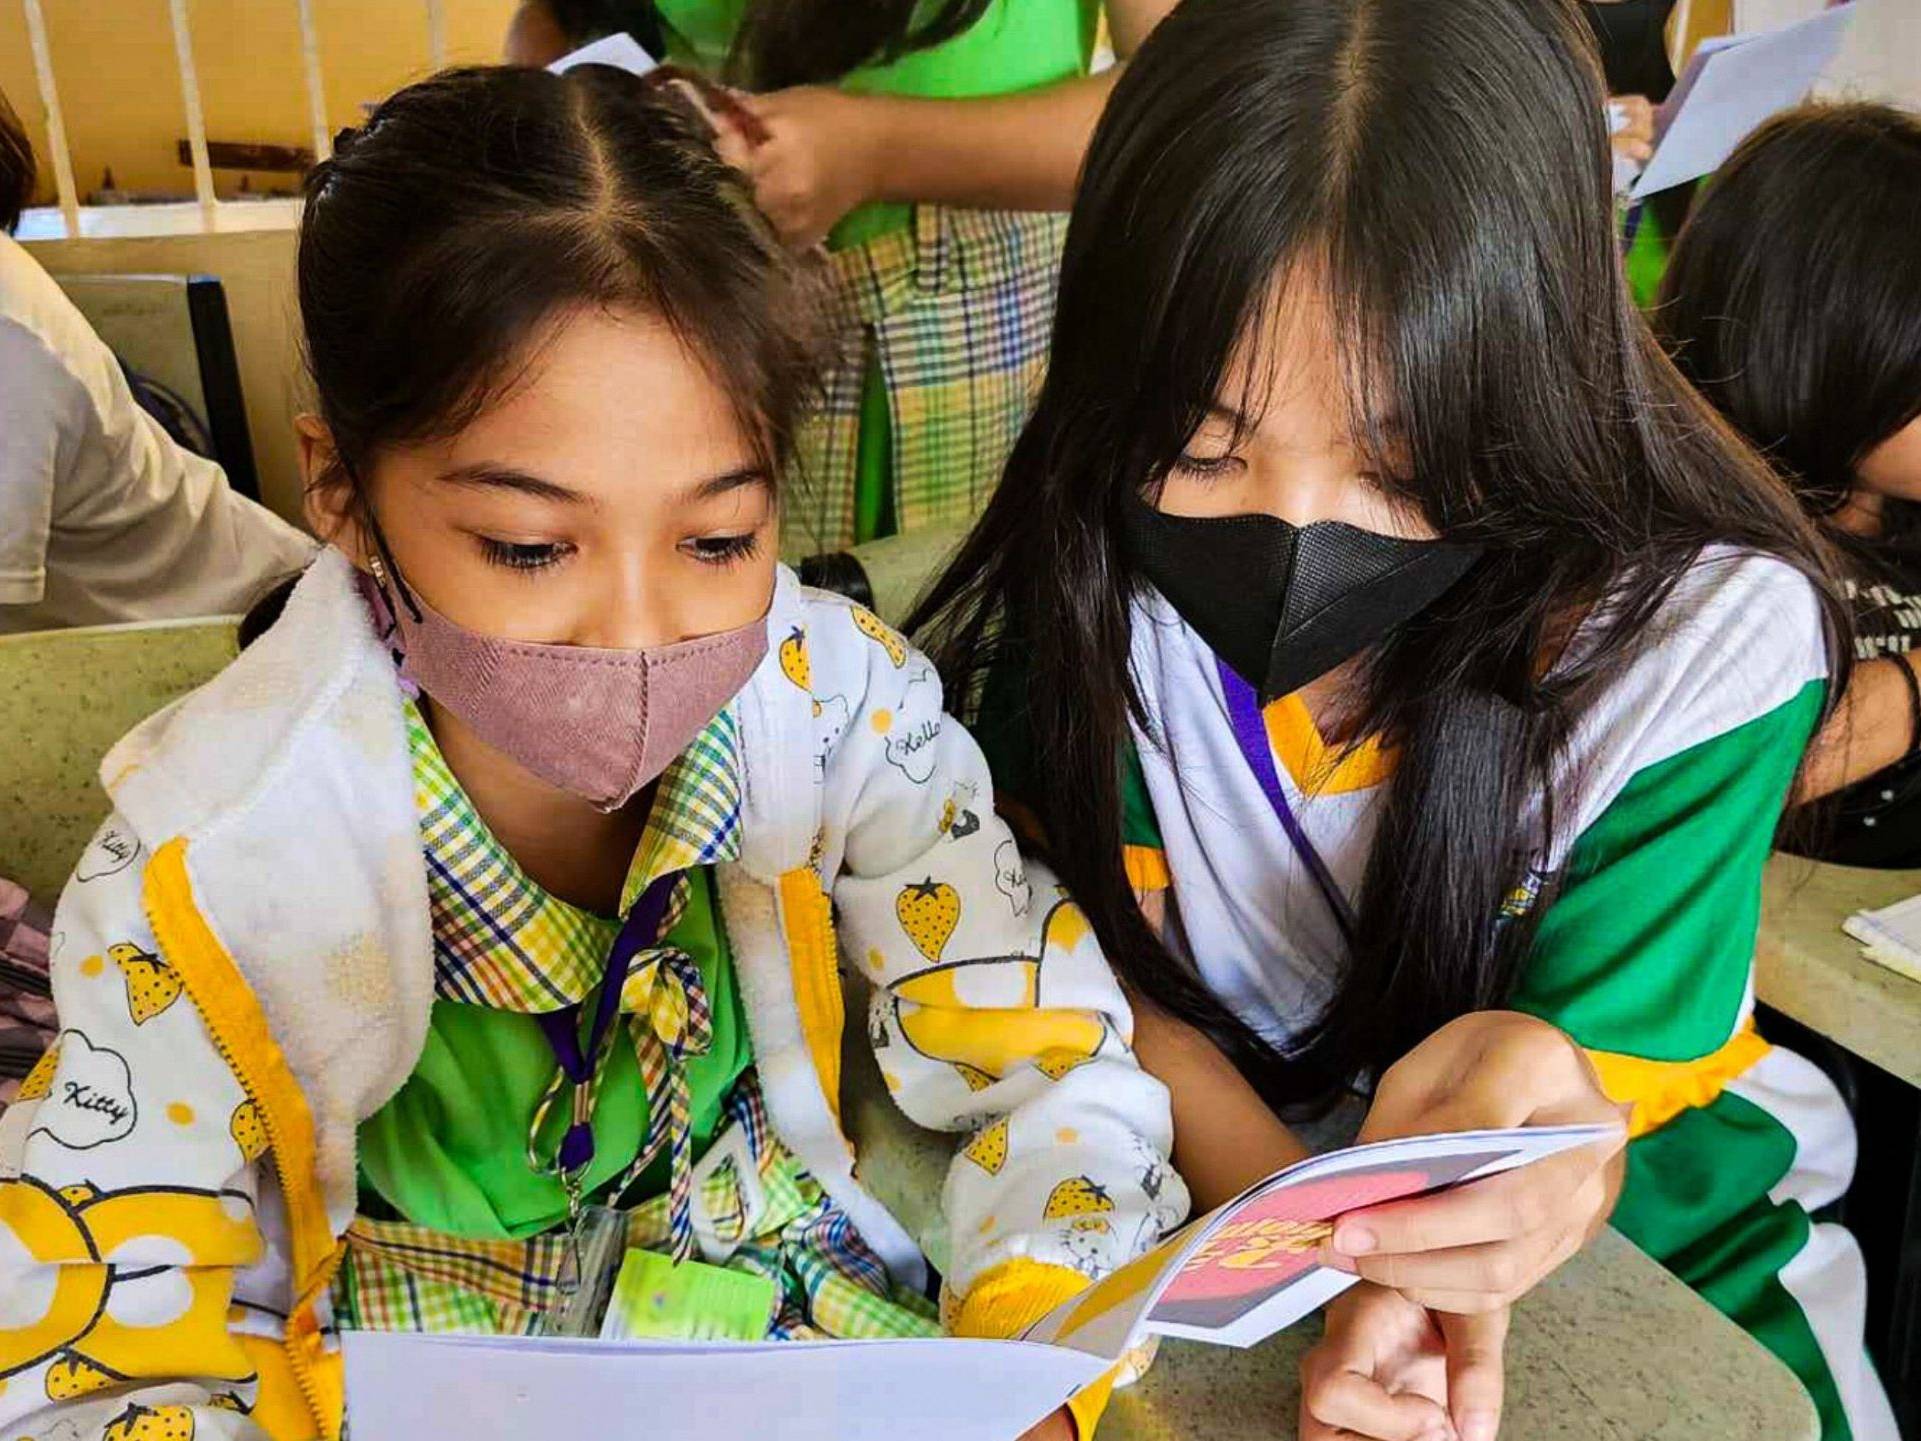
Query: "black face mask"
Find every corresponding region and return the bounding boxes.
[1581,0,1677,102]
[1120,493,1483,704]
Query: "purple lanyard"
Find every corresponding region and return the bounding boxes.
[536,870,679,1176]
[1215,658,1358,945]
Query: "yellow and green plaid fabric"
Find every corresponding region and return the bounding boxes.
[782,205,1069,557]
[339,703,932,1339]
[338,1074,939,1341]
[406,698,744,1257]
[409,698,744,1009]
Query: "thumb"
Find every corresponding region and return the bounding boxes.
[1440,1308,1508,1441]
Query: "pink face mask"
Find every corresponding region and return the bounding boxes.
[362,554,767,812]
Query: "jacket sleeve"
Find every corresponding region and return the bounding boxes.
[815,604,1191,1344]
[0,815,285,1439]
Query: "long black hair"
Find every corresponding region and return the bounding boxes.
[0,86,35,233]
[725,0,993,89]
[913,0,1847,1109]
[244,64,818,645]
[1660,103,1921,545]
[533,0,993,89]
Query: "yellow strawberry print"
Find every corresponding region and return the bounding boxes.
[45,1351,117,1401]
[230,1099,269,1162]
[103,1401,196,1441]
[1043,1176,1115,1221]
[954,1062,996,1092]
[962,1117,1010,1175]
[889,897,1107,1079]
[778,627,811,691]
[852,607,907,667]
[1034,1048,1092,1082]
[16,1039,59,1101]
[111,942,183,1025]
[58,1181,101,1206]
[896,878,960,962]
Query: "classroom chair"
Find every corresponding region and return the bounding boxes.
[0,617,239,901]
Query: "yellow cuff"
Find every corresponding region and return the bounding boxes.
[1585,1021,1770,1139]
[951,1261,1121,1440]
[1122,845,1170,893]
[949,1257,1094,1340]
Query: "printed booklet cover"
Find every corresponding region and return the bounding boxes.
[344,1123,1612,1441]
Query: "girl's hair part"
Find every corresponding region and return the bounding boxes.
[297,63,818,504]
[241,64,819,647]
[0,87,36,233]
[913,0,1848,1108]
[1659,102,1921,536]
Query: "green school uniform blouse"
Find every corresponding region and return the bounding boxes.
[653,0,1101,251]
[355,702,753,1242]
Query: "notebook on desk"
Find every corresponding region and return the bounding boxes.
[1840,893,1921,984]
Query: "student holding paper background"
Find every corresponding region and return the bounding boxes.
[1663,102,1921,868]
[0,66,1193,1441]
[916,0,1895,1436]
[509,0,1181,558]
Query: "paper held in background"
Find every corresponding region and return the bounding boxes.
[1629,3,1855,198]
[548,32,659,78]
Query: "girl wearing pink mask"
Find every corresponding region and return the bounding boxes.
[0,67,1184,1441]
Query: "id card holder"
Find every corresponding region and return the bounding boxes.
[543,1203,628,1338]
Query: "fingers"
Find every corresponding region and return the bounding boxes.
[1441,1310,1509,1441]
[1301,1358,1456,1441]
[1333,1222,1586,1307]
[1331,1149,1609,1260]
[1612,135,1655,164]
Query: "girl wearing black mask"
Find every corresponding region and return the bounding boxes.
[916,1,1895,1438]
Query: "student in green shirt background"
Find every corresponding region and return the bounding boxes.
[505,0,1178,557]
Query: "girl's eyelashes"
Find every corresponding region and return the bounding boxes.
[681,531,763,567]
[476,536,573,572]
[1172,453,1246,480]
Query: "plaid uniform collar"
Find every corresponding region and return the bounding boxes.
[406,699,744,1011]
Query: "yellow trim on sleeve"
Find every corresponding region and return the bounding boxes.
[1264,693,1395,795]
[951,1260,1127,1438]
[777,866,848,1145]
[1122,845,1170,893]
[144,838,345,1441]
[949,1257,1094,1340]
[1585,1021,1771,1140]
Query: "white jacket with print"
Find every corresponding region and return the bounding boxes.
[0,550,1186,1441]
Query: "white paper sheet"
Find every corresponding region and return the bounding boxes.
[341,1125,1616,1439]
[1631,3,1854,198]
[343,1332,1105,1441]
[1841,893,1921,983]
[547,32,658,78]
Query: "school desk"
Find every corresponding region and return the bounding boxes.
[1757,854,1921,1430]
[840,999,1820,1441]
[1758,854,1921,1091]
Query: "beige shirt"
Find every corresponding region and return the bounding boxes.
[0,232,314,634]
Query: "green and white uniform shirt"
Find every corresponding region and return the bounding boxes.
[1124,547,1897,1441]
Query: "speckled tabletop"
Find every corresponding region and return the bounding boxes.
[1759,854,1921,1089]
[844,1021,1818,1441]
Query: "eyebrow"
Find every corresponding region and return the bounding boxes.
[673,466,774,507]
[437,463,594,507]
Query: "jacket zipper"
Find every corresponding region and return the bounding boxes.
[141,883,341,1439]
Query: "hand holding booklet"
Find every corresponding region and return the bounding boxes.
[344,1123,1611,1441]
